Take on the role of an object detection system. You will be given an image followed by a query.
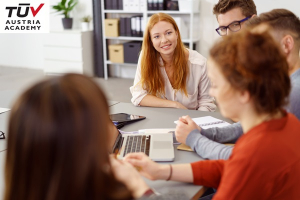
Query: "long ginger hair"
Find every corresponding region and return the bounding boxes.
[140,13,189,97]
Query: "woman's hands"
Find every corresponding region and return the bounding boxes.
[110,156,150,199]
[124,152,170,181]
[175,115,201,144]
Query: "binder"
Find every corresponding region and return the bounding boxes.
[117,0,123,9]
[105,0,112,9]
[120,17,126,36]
[131,17,137,36]
[148,0,153,10]
[112,0,118,9]
[128,0,135,10]
[136,16,142,37]
[139,0,146,11]
[123,0,130,11]
[132,0,140,10]
[125,17,132,36]
[141,17,145,36]
[158,0,164,10]
[153,0,158,10]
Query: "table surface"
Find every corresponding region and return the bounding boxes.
[110,102,231,199]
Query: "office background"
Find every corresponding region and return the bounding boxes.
[0,0,299,79]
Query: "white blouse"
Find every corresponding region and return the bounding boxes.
[130,49,216,111]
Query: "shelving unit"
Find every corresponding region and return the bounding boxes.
[101,0,201,79]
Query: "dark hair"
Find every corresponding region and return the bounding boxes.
[213,0,257,17]
[209,30,291,115]
[247,9,300,42]
[5,74,132,200]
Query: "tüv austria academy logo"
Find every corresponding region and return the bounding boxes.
[0,0,49,33]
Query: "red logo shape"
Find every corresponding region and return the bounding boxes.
[30,3,44,17]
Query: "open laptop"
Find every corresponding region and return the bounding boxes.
[111,129,175,161]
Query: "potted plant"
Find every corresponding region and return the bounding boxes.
[52,0,78,29]
[81,15,92,31]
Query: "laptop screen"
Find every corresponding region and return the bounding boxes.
[109,124,122,154]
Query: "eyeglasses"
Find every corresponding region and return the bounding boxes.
[0,131,5,139]
[216,17,250,36]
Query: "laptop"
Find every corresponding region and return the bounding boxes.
[111,129,175,161]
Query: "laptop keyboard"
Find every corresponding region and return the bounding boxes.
[123,135,150,156]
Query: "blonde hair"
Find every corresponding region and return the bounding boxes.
[140,13,188,97]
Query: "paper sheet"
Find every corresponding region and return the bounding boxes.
[0,108,10,114]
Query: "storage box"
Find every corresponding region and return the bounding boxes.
[123,41,142,63]
[109,44,124,63]
[105,19,119,37]
[178,0,199,12]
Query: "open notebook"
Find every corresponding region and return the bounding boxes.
[174,116,231,151]
[174,116,230,129]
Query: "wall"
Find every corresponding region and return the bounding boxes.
[0,0,299,73]
[0,0,93,70]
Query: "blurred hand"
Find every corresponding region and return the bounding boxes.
[174,102,188,109]
[124,152,168,180]
[110,156,149,198]
[175,115,201,144]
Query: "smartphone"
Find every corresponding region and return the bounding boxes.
[109,113,146,124]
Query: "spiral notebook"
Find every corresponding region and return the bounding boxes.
[174,116,230,129]
[174,116,231,151]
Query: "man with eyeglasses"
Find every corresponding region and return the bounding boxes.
[213,0,257,36]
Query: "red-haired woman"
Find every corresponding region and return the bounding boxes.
[130,13,216,111]
[126,30,300,199]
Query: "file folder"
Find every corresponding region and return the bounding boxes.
[120,17,126,36]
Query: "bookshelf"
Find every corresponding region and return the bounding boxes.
[101,0,201,79]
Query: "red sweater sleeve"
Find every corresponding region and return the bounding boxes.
[191,160,225,188]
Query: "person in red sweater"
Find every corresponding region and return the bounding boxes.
[125,30,300,199]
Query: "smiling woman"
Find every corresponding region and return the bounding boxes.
[130,13,216,111]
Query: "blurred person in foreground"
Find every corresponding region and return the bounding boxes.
[125,30,300,199]
[4,74,187,200]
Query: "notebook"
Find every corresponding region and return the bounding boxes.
[174,116,230,129]
[111,129,175,161]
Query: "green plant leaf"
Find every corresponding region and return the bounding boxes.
[61,0,67,7]
[51,0,77,18]
[67,2,77,12]
[52,5,62,11]
[68,0,75,8]
[58,2,65,9]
